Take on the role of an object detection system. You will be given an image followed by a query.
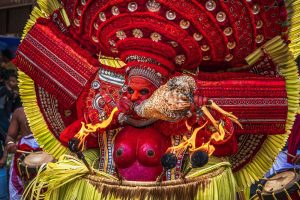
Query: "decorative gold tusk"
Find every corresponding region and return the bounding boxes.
[208,100,243,129]
[201,106,219,132]
[208,100,237,120]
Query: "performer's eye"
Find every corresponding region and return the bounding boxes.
[127,87,134,94]
[140,89,149,95]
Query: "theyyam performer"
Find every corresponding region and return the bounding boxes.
[14,0,300,199]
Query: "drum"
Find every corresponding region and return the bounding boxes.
[17,151,54,180]
[256,168,300,200]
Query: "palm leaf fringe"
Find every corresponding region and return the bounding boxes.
[18,71,69,158]
[232,36,300,191]
[23,154,116,200]
[24,156,236,200]
[285,0,300,58]
[19,0,71,159]
[21,0,69,41]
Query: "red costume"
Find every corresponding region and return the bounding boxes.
[14,0,300,199]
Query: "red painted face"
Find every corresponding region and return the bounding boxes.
[126,76,157,104]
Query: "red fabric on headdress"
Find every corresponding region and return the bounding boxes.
[15,19,99,107]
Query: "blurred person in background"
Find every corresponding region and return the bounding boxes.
[1,49,17,71]
[0,68,6,87]
[0,134,8,200]
[5,107,40,200]
[0,69,20,200]
[0,69,21,132]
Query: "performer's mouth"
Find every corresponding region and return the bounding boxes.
[131,100,143,110]
[131,100,145,119]
[132,101,139,107]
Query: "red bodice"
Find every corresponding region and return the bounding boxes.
[113,126,171,181]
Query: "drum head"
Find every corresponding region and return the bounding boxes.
[263,171,298,194]
[23,151,54,168]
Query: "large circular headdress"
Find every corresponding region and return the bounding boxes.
[63,0,290,72]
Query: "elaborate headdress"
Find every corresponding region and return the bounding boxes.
[63,0,292,71]
[16,0,295,106]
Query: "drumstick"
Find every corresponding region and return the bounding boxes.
[16,150,32,154]
[261,176,285,181]
[282,151,296,158]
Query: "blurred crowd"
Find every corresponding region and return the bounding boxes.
[0,49,21,200]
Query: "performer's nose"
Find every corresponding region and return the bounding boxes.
[130,91,140,101]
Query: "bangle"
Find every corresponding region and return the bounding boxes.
[6,141,15,145]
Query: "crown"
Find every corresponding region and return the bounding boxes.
[128,67,162,88]
[125,55,161,66]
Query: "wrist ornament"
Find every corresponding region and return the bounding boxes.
[6,141,15,146]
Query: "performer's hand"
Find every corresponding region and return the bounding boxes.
[292,154,300,165]
[167,76,196,110]
[193,95,208,108]
[6,142,17,154]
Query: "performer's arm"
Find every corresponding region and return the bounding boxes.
[292,155,300,165]
[60,86,122,149]
[5,110,20,154]
[59,118,99,148]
